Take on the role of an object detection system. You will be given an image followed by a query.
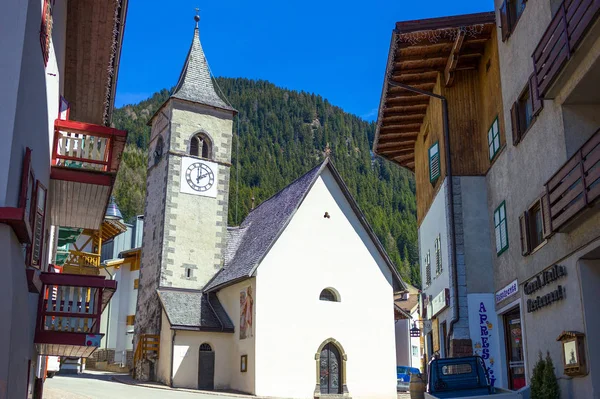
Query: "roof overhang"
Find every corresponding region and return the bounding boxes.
[63,0,129,125]
[374,12,496,171]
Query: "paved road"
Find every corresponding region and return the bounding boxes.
[45,371,412,399]
[45,372,230,399]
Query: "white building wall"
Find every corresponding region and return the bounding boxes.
[216,279,256,394]
[395,320,410,366]
[254,169,397,399]
[171,330,233,390]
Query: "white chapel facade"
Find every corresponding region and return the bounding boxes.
[135,16,404,399]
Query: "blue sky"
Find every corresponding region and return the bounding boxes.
[115,0,493,120]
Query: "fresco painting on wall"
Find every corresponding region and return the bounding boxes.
[240,286,253,340]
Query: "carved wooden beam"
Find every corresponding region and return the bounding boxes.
[445,29,466,87]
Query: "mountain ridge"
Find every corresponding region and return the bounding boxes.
[111,77,421,286]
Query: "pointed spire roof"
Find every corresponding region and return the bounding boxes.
[171,16,235,112]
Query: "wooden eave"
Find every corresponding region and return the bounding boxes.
[374,12,495,171]
[63,0,128,126]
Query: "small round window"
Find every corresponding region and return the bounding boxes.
[319,288,339,302]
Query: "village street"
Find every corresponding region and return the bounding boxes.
[44,371,411,399]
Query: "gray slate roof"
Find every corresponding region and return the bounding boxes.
[157,288,234,332]
[204,158,406,292]
[171,26,236,113]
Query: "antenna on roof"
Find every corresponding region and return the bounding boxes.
[251,191,255,211]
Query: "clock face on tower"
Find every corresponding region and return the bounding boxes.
[185,162,215,192]
[180,157,219,198]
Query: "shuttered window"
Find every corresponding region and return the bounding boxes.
[520,195,553,256]
[499,0,527,41]
[488,117,501,160]
[435,235,442,276]
[494,202,509,256]
[529,73,543,117]
[425,250,432,287]
[28,182,47,268]
[429,142,440,184]
[512,79,539,146]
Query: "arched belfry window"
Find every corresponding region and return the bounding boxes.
[190,133,212,159]
[319,288,339,302]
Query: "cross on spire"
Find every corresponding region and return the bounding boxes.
[194,8,200,28]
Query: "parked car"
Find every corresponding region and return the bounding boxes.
[397,365,421,391]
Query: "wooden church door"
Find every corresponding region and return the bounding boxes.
[198,343,215,390]
[320,343,341,394]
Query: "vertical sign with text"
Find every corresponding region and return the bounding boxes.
[468,294,503,388]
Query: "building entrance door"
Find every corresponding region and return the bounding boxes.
[320,343,341,394]
[504,308,525,390]
[198,343,215,390]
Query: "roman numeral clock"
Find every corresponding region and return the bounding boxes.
[180,156,219,198]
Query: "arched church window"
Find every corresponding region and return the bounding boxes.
[200,343,213,352]
[153,136,164,166]
[319,288,339,302]
[190,133,212,159]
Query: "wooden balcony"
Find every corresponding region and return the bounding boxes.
[533,0,600,98]
[545,128,600,231]
[50,119,127,230]
[34,271,117,358]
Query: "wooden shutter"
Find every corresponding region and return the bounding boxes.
[500,1,510,41]
[511,102,522,145]
[540,193,553,239]
[519,212,531,256]
[529,74,544,117]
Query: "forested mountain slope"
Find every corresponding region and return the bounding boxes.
[112,78,420,286]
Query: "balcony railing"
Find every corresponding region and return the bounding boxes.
[545,128,600,231]
[35,271,117,357]
[533,0,600,97]
[52,119,127,174]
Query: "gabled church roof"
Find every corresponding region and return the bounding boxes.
[170,20,236,113]
[157,288,234,332]
[204,158,406,292]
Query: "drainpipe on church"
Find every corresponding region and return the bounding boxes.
[387,80,459,358]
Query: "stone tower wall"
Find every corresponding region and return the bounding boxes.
[162,100,233,289]
[135,107,172,335]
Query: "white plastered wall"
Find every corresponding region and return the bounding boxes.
[254,168,397,399]
[171,330,233,390]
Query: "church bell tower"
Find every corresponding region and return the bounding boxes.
[135,13,236,335]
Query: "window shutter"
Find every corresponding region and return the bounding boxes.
[540,194,553,239]
[519,212,531,256]
[511,102,522,146]
[500,1,510,41]
[529,73,543,117]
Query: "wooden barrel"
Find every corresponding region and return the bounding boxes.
[409,373,426,399]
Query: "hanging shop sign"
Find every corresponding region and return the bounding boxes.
[525,264,567,313]
[431,288,450,317]
[496,280,518,305]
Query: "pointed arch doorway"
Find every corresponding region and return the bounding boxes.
[314,338,350,397]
